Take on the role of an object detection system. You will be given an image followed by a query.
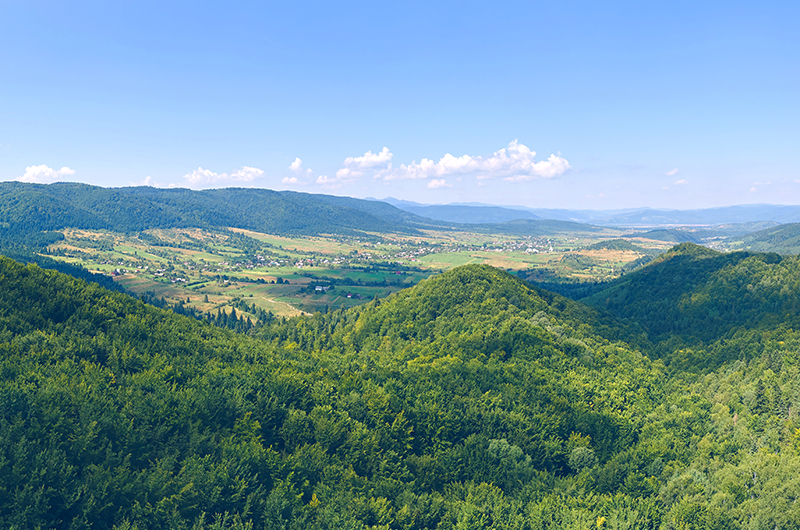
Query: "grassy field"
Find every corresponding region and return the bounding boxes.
[42,226,661,318]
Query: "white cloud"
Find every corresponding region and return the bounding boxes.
[317,140,570,190]
[380,140,570,181]
[289,157,314,176]
[130,175,180,188]
[131,175,160,187]
[316,175,342,189]
[343,147,392,169]
[335,167,361,180]
[182,166,264,187]
[18,164,76,183]
[674,179,688,185]
[307,149,392,189]
[427,179,452,189]
[665,168,679,176]
[282,158,315,185]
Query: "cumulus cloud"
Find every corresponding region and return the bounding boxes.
[314,140,570,189]
[335,167,360,180]
[382,140,570,182]
[665,168,679,176]
[289,157,314,176]
[328,140,571,187]
[343,147,392,169]
[674,179,688,185]
[281,158,315,185]
[182,166,264,187]
[427,179,452,189]
[18,164,76,183]
[316,175,342,189]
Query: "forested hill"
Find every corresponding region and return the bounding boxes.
[578,242,799,345]
[3,256,800,528]
[723,222,800,254]
[0,181,443,239]
[0,258,658,528]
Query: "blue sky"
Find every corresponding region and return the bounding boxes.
[1,1,798,209]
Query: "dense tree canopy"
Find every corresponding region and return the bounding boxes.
[0,182,443,242]
[1,253,799,529]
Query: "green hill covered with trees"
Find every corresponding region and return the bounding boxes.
[0,182,442,245]
[722,222,800,254]
[579,243,799,348]
[1,255,800,528]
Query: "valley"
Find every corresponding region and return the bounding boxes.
[40,225,670,319]
[3,183,800,528]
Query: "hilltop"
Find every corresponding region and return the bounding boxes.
[0,258,656,528]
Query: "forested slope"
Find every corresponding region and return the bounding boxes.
[2,257,800,529]
[0,182,442,242]
[580,243,799,347]
[723,222,800,254]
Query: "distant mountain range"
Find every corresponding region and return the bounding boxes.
[4,182,800,255]
[381,198,800,227]
[0,183,602,249]
[379,198,541,224]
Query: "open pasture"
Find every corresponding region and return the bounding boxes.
[43,224,660,318]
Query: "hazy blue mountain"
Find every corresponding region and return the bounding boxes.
[394,204,541,224]
[594,205,800,226]
[471,218,604,236]
[385,199,800,227]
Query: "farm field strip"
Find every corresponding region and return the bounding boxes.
[43,226,660,317]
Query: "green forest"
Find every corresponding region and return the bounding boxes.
[2,242,800,529]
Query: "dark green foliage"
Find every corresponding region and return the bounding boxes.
[580,243,795,346]
[586,239,645,252]
[2,254,800,528]
[724,222,800,254]
[624,229,700,243]
[0,246,122,292]
[0,182,444,240]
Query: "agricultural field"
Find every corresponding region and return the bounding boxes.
[43,226,671,320]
